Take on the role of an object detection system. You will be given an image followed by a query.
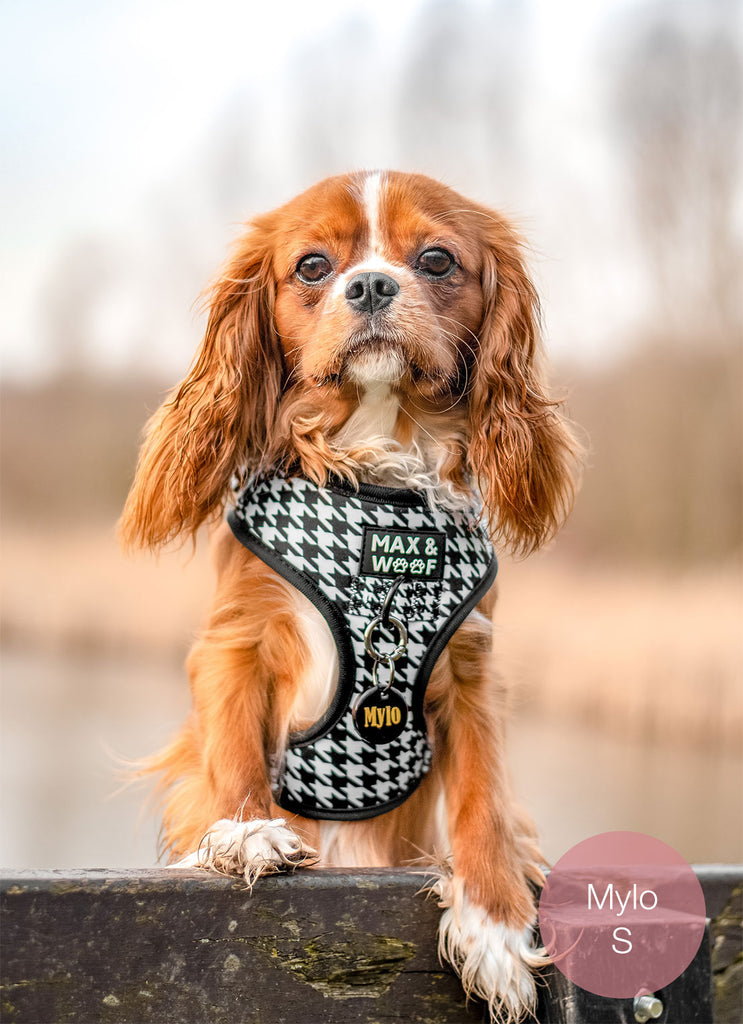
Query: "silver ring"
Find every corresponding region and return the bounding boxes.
[372,658,396,692]
[364,615,408,662]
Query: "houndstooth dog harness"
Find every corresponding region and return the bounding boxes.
[227,474,497,821]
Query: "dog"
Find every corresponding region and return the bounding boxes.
[121,170,578,1022]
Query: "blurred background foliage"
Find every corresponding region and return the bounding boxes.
[1,0,741,868]
[2,0,741,564]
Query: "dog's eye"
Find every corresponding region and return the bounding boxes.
[415,248,456,279]
[296,254,333,284]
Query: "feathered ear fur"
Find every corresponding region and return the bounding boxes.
[120,225,284,550]
[468,215,579,555]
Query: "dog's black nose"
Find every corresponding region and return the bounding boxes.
[345,272,400,315]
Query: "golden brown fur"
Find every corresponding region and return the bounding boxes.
[121,170,579,1022]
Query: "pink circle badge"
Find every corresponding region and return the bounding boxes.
[538,831,706,999]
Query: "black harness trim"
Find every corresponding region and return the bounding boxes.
[227,474,497,821]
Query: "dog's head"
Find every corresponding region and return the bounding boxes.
[271,172,484,395]
[121,170,578,554]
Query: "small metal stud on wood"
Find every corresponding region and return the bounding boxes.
[634,993,664,1022]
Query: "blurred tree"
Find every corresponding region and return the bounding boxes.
[283,11,386,184]
[203,93,272,220]
[40,239,119,378]
[566,0,743,566]
[611,0,743,347]
[396,0,531,198]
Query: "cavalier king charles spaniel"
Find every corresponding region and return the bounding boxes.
[121,170,578,1022]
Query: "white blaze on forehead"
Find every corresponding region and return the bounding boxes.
[331,172,411,300]
[362,170,384,258]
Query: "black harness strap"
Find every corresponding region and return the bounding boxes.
[228,475,497,821]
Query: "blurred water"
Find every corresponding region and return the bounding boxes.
[1,649,740,869]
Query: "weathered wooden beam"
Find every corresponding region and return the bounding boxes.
[1,867,739,1024]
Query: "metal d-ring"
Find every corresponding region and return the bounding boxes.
[364,615,408,663]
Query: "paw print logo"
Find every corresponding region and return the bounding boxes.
[409,559,425,575]
[392,558,408,573]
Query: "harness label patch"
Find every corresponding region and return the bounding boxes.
[360,526,446,579]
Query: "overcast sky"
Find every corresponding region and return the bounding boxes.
[0,0,727,380]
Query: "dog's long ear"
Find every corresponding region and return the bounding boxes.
[468,214,579,555]
[120,225,283,550]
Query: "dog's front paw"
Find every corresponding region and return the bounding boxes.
[432,873,545,1024]
[174,817,317,886]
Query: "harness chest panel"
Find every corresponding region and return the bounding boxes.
[228,475,497,821]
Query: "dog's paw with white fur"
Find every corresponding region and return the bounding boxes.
[432,872,546,1024]
[173,817,317,886]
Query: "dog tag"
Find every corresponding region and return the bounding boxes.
[352,687,408,745]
